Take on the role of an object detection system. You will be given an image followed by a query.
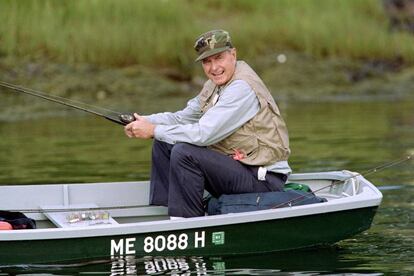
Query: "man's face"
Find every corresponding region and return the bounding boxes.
[201,49,237,86]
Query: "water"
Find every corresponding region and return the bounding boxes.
[0,97,413,275]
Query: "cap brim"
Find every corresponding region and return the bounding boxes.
[195,46,230,62]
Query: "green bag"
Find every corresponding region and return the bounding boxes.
[283,183,312,193]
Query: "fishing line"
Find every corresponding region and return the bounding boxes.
[0,80,135,125]
[271,154,413,209]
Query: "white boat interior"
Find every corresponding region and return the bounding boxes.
[0,171,382,231]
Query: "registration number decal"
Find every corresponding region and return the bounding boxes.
[111,231,206,255]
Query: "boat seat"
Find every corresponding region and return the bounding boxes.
[40,203,118,228]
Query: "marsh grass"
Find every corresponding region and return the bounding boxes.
[0,0,413,71]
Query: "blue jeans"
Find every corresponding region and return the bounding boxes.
[149,140,287,217]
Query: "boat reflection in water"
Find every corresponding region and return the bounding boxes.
[109,249,353,275]
[111,256,208,275]
[0,248,360,275]
[109,255,289,275]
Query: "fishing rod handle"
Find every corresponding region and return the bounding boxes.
[119,114,136,124]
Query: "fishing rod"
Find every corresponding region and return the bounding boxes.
[0,80,136,125]
[272,154,413,209]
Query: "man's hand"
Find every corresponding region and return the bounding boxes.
[232,149,245,160]
[124,113,155,139]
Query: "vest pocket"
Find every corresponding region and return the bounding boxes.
[228,135,259,158]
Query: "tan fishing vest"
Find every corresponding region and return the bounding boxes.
[198,61,290,166]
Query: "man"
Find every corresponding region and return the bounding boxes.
[125,30,291,218]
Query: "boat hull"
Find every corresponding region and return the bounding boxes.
[0,206,378,265]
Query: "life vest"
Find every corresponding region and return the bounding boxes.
[198,61,290,166]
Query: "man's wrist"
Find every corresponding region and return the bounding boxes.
[150,124,156,138]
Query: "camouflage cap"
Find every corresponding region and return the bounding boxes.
[194,30,233,62]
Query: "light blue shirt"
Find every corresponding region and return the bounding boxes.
[144,80,291,175]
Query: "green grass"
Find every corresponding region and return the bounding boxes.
[0,0,413,73]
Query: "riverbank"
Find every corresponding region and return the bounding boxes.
[1,52,413,123]
[0,52,414,121]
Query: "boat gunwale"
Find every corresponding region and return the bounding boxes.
[0,175,382,241]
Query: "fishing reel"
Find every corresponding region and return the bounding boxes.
[119,114,136,124]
